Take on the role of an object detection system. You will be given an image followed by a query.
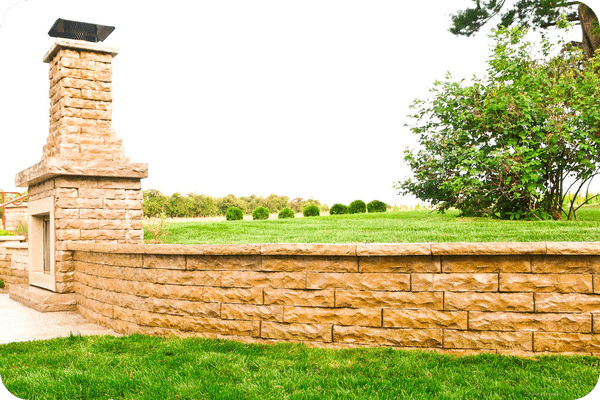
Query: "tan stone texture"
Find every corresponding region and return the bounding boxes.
[284,306,381,327]
[222,304,284,322]
[535,293,600,313]
[336,290,443,310]
[306,272,410,291]
[412,273,498,292]
[261,322,332,342]
[359,256,440,273]
[187,255,261,271]
[221,271,306,289]
[499,273,593,293]
[432,242,546,255]
[534,333,600,352]
[532,255,600,274]
[444,330,532,351]
[143,255,186,270]
[442,255,531,273]
[333,326,442,347]
[264,289,334,307]
[469,312,591,333]
[444,292,534,312]
[203,287,263,304]
[262,256,358,273]
[383,310,468,329]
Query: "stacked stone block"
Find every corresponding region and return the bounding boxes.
[70,242,600,356]
[44,41,128,163]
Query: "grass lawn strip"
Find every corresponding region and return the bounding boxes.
[157,208,600,245]
[0,335,598,400]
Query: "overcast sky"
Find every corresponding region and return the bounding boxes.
[0,0,592,206]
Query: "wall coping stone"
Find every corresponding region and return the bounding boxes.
[66,242,600,256]
[0,236,26,242]
[15,157,148,187]
[3,243,28,250]
[43,38,119,63]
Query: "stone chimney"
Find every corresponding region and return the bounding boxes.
[15,37,148,293]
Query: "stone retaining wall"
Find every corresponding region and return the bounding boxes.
[69,242,600,356]
[3,204,27,232]
[0,238,28,287]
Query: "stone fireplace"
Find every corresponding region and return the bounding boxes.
[15,37,148,294]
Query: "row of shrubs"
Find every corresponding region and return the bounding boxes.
[330,200,388,215]
[225,200,387,221]
[143,190,329,218]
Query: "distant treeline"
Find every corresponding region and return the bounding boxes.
[143,190,329,218]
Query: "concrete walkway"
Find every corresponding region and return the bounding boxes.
[0,292,118,344]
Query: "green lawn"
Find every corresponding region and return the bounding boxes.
[0,334,598,400]
[156,208,600,244]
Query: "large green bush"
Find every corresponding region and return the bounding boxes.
[278,207,295,219]
[367,200,387,213]
[252,206,270,220]
[225,207,244,221]
[329,203,348,215]
[0,230,14,236]
[303,205,320,217]
[348,200,367,214]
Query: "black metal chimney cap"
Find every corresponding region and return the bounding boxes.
[48,18,115,43]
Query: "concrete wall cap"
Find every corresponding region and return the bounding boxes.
[356,243,432,256]
[431,242,547,255]
[261,243,356,256]
[43,38,119,63]
[546,242,600,255]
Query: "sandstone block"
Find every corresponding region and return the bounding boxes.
[534,332,600,353]
[54,176,98,188]
[261,321,332,342]
[306,272,410,291]
[444,330,532,351]
[203,287,263,304]
[333,326,442,347]
[284,306,381,327]
[80,51,113,63]
[187,255,261,271]
[383,310,468,329]
[60,77,111,91]
[532,255,600,274]
[261,243,356,256]
[261,256,358,273]
[96,178,141,190]
[79,209,126,219]
[596,275,600,294]
[469,312,591,333]
[442,255,531,273]
[56,197,103,209]
[412,273,498,292]
[499,273,593,293]
[81,89,112,101]
[432,242,546,255]
[359,256,440,273]
[54,208,80,219]
[336,290,443,310]
[222,304,284,322]
[59,57,96,70]
[356,243,432,256]
[80,229,127,241]
[55,229,80,241]
[535,293,600,313]
[55,218,99,230]
[444,292,534,312]
[221,271,306,289]
[143,254,186,270]
[103,199,141,210]
[141,297,220,318]
[264,289,334,307]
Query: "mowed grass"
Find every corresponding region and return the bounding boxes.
[158,208,600,244]
[1,334,598,400]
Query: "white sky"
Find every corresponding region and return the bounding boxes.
[0,0,594,206]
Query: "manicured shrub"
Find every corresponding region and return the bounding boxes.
[278,207,295,219]
[252,206,270,220]
[329,203,348,215]
[0,279,4,289]
[0,230,14,236]
[367,200,388,213]
[348,200,367,214]
[303,204,320,217]
[225,206,244,221]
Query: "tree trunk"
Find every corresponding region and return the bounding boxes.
[579,3,600,58]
